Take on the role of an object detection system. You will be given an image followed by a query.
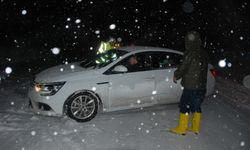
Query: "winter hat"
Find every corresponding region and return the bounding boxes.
[184,31,202,51]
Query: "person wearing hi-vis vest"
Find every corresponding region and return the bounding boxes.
[95,41,113,64]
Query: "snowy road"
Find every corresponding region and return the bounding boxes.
[0,78,249,150]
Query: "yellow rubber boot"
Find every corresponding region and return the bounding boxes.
[189,112,201,134]
[170,113,189,135]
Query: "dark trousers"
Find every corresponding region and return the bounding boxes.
[179,89,206,114]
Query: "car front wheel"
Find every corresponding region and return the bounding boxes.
[66,92,98,122]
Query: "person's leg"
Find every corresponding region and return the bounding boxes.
[192,90,205,112]
[189,90,206,134]
[170,89,190,135]
[179,89,191,114]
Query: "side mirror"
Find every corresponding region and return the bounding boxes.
[113,65,128,73]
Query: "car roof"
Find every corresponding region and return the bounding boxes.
[117,46,183,55]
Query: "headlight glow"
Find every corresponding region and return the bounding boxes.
[34,84,43,92]
[34,82,66,96]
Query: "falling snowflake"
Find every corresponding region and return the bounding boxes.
[117,37,122,42]
[21,10,27,15]
[6,58,11,62]
[67,18,71,21]
[31,131,36,136]
[75,19,81,24]
[240,36,244,40]
[5,67,12,74]
[95,30,100,34]
[152,90,157,95]
[240,141,245,147]
[92,87,97,91]
[53,132,58,136]
[109,24,116,30]
[65,25,69,29]
[51,47,60,55]
[70,65,75,69]
[137,100,141,104]
[218,59,226,68]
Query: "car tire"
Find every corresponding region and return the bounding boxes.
[66,92,98,122]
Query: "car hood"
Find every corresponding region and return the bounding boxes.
[35,62,98,83]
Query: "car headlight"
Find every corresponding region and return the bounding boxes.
[34,82,66,96]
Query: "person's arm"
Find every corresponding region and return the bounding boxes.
[174,53,191,80]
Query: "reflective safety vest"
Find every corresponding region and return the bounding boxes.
[97,41,112,54]
[96,41,113,64]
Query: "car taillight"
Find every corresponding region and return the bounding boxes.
[210,68,217,77]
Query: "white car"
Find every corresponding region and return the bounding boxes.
[28,46,216,122]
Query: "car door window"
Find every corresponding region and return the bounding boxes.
[123,52,155,73]
[107,52,155,74]
[153,52,183,69]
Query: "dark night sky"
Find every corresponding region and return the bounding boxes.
[0,0,249,64]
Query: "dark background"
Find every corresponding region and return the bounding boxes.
[0,0,249,81]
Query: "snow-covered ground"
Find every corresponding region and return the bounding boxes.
[0,77,250,150]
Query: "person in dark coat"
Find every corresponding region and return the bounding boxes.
[170,31,209,135]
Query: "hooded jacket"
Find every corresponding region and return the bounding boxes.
[174,31,209,90]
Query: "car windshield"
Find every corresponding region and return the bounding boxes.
[79,49,128,69]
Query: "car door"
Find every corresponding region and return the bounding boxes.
[153,51,183,104]
[105,52,156,110]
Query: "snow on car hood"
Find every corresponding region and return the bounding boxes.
[35,62,96,83]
